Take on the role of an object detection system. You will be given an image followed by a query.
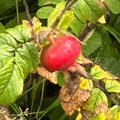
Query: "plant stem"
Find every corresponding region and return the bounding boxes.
[79,21,96,41]
[16,0,20,25]
[51,0,77,29]
[23,0,33,26]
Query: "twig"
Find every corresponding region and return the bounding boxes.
[23,0,33,26]
[16,0,19,25]
[51,0,77,28]
[79,21,96,41]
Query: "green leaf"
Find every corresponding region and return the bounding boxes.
[105,0,120,14]
[103,59,120,77]
[48,2,66,27]
[38,0,63,6]
[6,25,31,42]
[90,65,112,80]
[0,22,5,33]
[83,88,108,112]
[83,32,102,56]
[57,9,74,30]
[36,6,54,19]
[107,105,120,120]
[102,24,120,43]
[70,15,84,36]
[96,29,120,77]
[73,2,86,23]
[0,61,23,105]
[105,79,120,93]
[39,98,60,119]
[78,0,106,23]
[114,15,120,32]
[0,0,21,15]
[0,33,17,51]
[0,24,39,105]
[70,3,84,36]
[16,42,39,72]
[70,0,106,36]
[15,56,30,79]
[49,105,66,120]
[57,72,66,87]
[0,50,13,68]
[5,12,27,28]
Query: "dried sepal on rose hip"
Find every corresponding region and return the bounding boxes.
[40,34,82,72]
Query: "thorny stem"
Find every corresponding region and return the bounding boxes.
[50,0,77,29]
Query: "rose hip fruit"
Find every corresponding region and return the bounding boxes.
[40,35,81,72]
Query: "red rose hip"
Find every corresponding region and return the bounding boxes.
[40,35,81,72]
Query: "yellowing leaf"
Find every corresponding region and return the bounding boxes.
[83,88,108,112]
[105,79,120,93]
[48,2,66,27]
[57,9,74,30]
[79,77,93,91]
[76,53,83,64]
[90,112,106,120]
[107,105,120,120]
[22,17,42,34]
[90,65,112,80]
[98,15,106,24]
[76,112,82,120]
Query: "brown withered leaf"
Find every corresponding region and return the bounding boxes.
[37,67,58,84]
[59,78,91,115]
[22,16,42,36]
[80,102,108,120]
[76,64,89,78]
[81,109,94,120]
[95,102,108,114]
[82,55,94,65]
[0,105,16,120]
[38,28,52,43]
[68,64,89,78]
